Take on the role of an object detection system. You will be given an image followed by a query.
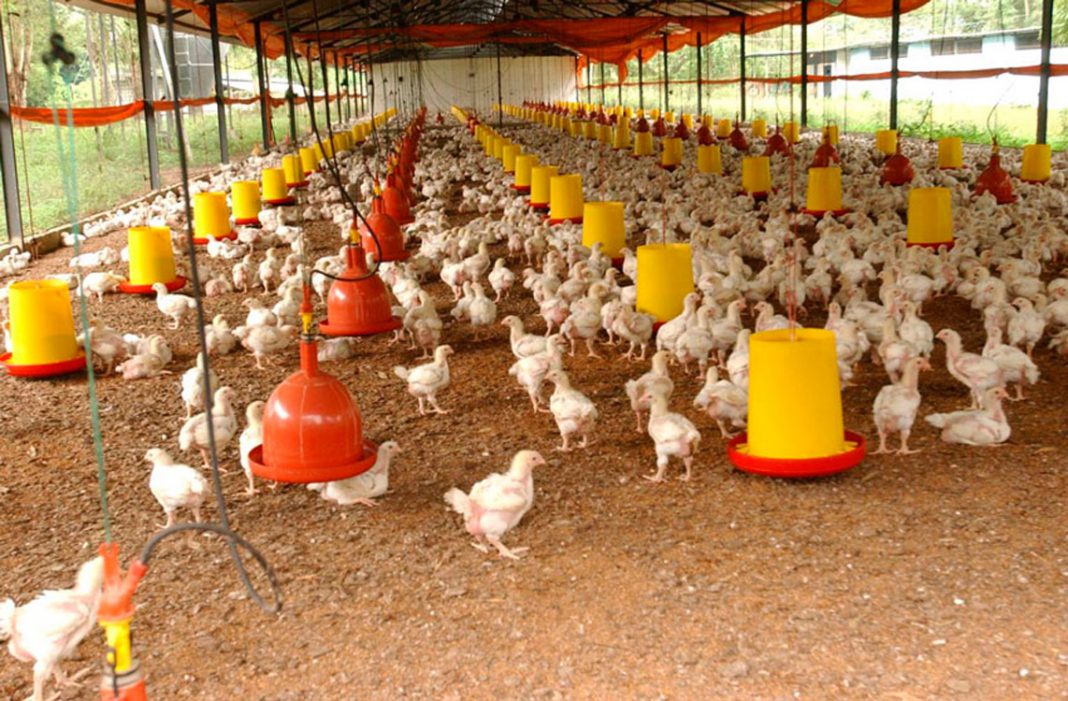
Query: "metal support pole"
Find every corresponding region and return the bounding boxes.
[600,62,606,106]
[696,33,702,118]
[135,0,160,189]
[359,63,366,117]
[334,56,342,123]
[0,10,23,245]
[739,21,747,121]
[284,31,297,143]
[574,55,580,102]
[662,33,669,112]
[1037,0,1054,143]
[319,48,332,132]
[253,21,270,149]
[496,43,504,126]
[586,60,592,104]
[638,49,644,110]
[208,2,228,163]
[617,72,622,107]
[801,0,809,127]
[889,0,900,129]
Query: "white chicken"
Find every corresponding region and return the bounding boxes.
[205,315,238,356]
[180,352,219,418]
[394,345,453,415]
[624,350,674,432]
[152,283,197,329]
[643,386,701,483]
[545,368,599,451]
[178,386,238,469]
[307,441,401,507]
[243,298,278,328]
[693,366,748,439]
[77,319,125,374]
[502,315,548,359]
[238,400,264,496]
[937,328,1004,408]
[508,335,566,412]
[239,324,298,369]
[983,326,1039,401]
[444,450,545,559]
[872,356,930,454]
[925,387,1011,446]
[145,448,208,527]
[79,272,125,302]
[612,304,655,361]
[488,258,515,302]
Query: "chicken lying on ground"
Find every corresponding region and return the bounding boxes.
[77,319,125,375]
[925,387,1012,446]
[146,448,208,528]
[872,356,930,454]
[394,345,453,415]
[0,557,105,701]
[307,441,401,507]
[444,450,545,560]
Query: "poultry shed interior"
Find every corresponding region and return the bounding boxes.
[1,0,1067,698]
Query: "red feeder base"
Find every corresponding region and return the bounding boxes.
[528,201,549,211]
[511,185,531,194]
[287,180,310,189]
[234,217,261,227]
[1,352,86,378]
[547,216,583,225]
[118,276,188,295]
[659,164,678,172]
[265,197,297,207]
[727,430,866,478]
[248,439,378,483]
[907,241,955,250]
[800,207,851,218]
[1021,179,1048,185]
[319,245,403,337]
[193,231,236,245]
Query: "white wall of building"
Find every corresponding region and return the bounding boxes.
[373,55,577,115]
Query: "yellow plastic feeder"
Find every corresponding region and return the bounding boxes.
[493,138,509,161]
[613,122,631,150]
[906,187,953,249]
[660,136,683,171]
[716,118,731,139]
[649,108,660,120]
[783,121,800,144]
[598,123,613,145]
[803,167,847,217]
[681,114,694,130]
[483,134,497,156]
[752,118,768,139]
[582,120,597,139]
[825,124,840,146]
[582,201,626,261]
[331,133,349,155]
[119,226,185,294]
[636,243,695,323]
[192,191,233,244]
[700,114,713,128]
[502,144,521,173]
[283,154,307,188]
[568,119,582,137]
[300,146,318,175]
[548,173,584,224]
[664,111,675,124]
[529,165,559,210]
[1,280,86,377]
[938,137,963,169]
[697,144,723,175]
[514,154,538,193]
[876,129,897,156]
[727,328,865,478]
[262,167,294,206]
[1021,144,1052,183]
[633,130,654,157]
[742,156,772,197]
[231,180,262,227]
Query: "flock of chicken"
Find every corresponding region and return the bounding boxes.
[2,108,1067,698]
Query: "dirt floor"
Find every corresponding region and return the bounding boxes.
[1,135,1067,700]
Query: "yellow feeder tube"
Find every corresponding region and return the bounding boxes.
[805,167,843,213]
[262,167,291,204]
[716,118,731,139]
[502,144,521,173]
[681,114,693,130]
[582,120,597,139]
[751,118,767,138]
[529,165,559,207]
[126,226,178,287]
[514,154,539,191]
[1021,144,1052,182]
[282,154,305,186]
[102,619,134,674]
[700,114,713,128]
[193,191,230,243]
[231,180,262,225]
[906,187,953,247]
[7,280,81,366]
[300,146,318,174]
[582,201,626,258]
[613,122,631,150]
[660,137,683,169]
[598,123,613,145]
[876,129,897,155]
[825,124,840,146]
[636,243,695,322]
[697,144,722,175]
[493,138,509,161]
[633,130,654,156]
[742,156,772,195]
[746,329,846,459]
[938,137,963,169]
[549,173,584,223]
[783,121,800,144]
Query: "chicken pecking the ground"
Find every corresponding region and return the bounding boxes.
[444,450,545,560]
[307,441,401,507]
[0,556,105,701]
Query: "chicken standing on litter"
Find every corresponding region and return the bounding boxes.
[394,345,453,415]
[146,448,208,527]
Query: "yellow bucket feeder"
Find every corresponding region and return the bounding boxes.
[582,120,597,139]
[636,243,695,323]
[783,121,800,144]
[483,134,497,156]
[529,164,559,210]
[548,173,584,224]
[192,191,233,244]
[727,328,865,477]
[598,123,613,145]
[231,180,262,226]
[0,279,86,377]
[825,124,840,146]
[700,114,713,128]
[937,137,963,169]
[906,187,954,249]
[262,167,294,206]
[660,136,683,170]
[582,201,626,260]
[875,129,897,156]
[742,156,772,197]
[300,146,318,175]
[752,118,767,139]
[664,110,675,124]
[493,137,509,161]
[331,133,349,155]
[697,144,722,175]
[502,144,521,173]
[633,130,654,157]
[119,226,184,294]
[613,122,631,150]
[649,108,660,120]
[568,119,582,137]
[1021,143,1052,183]
[716,118,731,139]
[681,114,693,130]
[803,167,847,217]
[514,154,539,194]
[283,154,307,188]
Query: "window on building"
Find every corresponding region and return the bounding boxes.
[1015,30,1040,50]
[956,37,983,54]
[931,38,954,55]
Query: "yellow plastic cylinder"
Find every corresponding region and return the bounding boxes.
[582,201,626,258]
[825,125,840,146]
[783,121,800,144]
[752,118,767,138]
[938,137,963,169]
[623,107,633,119]
[262,167,289,203]
[549,173,584,222]
[231,180,261,223]
[742,156,772,195]
[700,114,713,128]
[1021,144,1052,182]
[664,111,675,124]
[569,119,582,137]
[876,129,897,156]
[598,123,613,145]
[633,131,654,157]
[282,154,304,186]
[660,137,683,168]
[747,328,846,459]
[906,187,953,246]
[101,619,133,675]
[300,146,317,174]
[484,134,497,156]
[8,280,80,365]
[697,144,722,175]
[582,120,597,139]
[530,165,559,206]
[193,191,230,241]
[515,154,539,189]
[649,108,660,120]
[502,144,521,173]
[716,118,731,139]
[332,133,348,154]
[636,243,695,322]
[613,122,631,150]
[312,142,325,164]
[805,167,843,212]
[493,138,509,160]
[127,226,177,286]
[681,114,693,130]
